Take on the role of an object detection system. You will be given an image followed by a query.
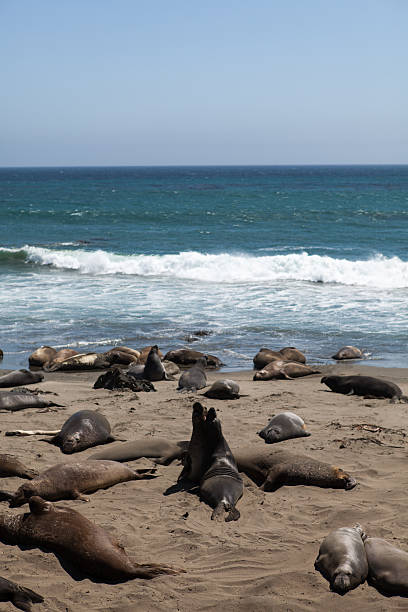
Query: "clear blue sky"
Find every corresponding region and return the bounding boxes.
[1,0,407,166]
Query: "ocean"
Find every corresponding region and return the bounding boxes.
[1,165,408,371]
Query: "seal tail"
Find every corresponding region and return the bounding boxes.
[13,586,44,611]
[211,501,240,522]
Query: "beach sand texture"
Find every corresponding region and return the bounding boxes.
[0,364,407,611]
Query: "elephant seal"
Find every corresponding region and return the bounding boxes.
[0,369,44,388]
[0,575,43,611]
[0,454,37,479]
[28,345,57,367]
[257,411,311,444]
[199,407,243,521]
[9,460,157,506]
[321,375,408,402]
[233,446,357,491]
[203,379,240,399]
[164,348,223,369]
[364,536,408,596]
[332,346,363,360]
[253,360,320,381]
[89,438,189,464]
[46,410,116,454]
[177,357,207,392]
[315,524,368,594]
[0,496,180,582]
[43,352,110,372]
[0,391,63,411]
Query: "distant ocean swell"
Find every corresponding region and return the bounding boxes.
[1,246,408,289]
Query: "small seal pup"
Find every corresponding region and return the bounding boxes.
[0,575,43,611]
[45,409,116,454]
[253,360,320,381]
[315,524,368,594]
[0,496,181,582]
[0,391,63,412]
[9,460,157,506]
[0,369,44,388]
[332,346,363,360]
[364,536,408,596]
[0,454,37,480]
[257,411,311,444]
[203,379,240,399]
[177,357,208,392]
[321,375,408,402]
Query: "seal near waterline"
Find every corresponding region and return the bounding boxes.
[177,357,208,392]
[0,454,37,480]
[199,407,243,521]
[233,446,357,491]
[203,379,240,400]
[253,360,320,381]
[321,375,408,402]
[0,369,44,388]
[164,348,223,369]
[0,575,43,611]
[257,411,311,444]
[0,391,64,412]
[89,438,189,465]
[46,410,116,454]
[9,460,157,507]
[0,496,181,582]
[364,536,408,596]
[43,352,111,372]
[315,524,368,594]
[332,346,363,360]
[28,345,57,367]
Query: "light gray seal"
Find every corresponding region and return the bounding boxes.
[0,575,43,611]
[89,438,188,464]
[257,411,311,444]
[0,391,63,412]
[46,409,116,454]
[0,496,181,582]
[332,346,363,360]
[315,524,368,594]
[0,454,37,480]
[321,375,408,402]
[203,379,240,399]
[177,357,207,392]
[0,369,44,388]
[364,536,408,596]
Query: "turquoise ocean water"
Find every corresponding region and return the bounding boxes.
[1,165,408,370]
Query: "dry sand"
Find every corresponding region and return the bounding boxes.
[1,362,408,611]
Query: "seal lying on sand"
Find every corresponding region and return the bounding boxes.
[0,454,37,480]
[315,524,368,594]
[0,391,63,412]
[46,410,116,454]
[233,446,357,491]
[363,536,408,596]
[9,460,157,506]
[0,369,44,388]
[253,360,320,381]
[257,411,311,444]
[0,575,43,611]
[321,375,408,402]
[177,357,208,392]
[89,438,189,464]
[332,346,363,360]
[203,379,240,399]
[0,496,180,582]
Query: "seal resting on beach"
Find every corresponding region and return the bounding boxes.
[0,496,180,582]
[43,352,110,372]
[177,357,208,392]
[0,575,43,611]
[203,379,240,399]
[233,446,357,491]
[364,536,408,596]
[321,375,408,402]
[257,411,311,444]
[0,369,44,388]
[253,360,320,381]
[0,454,37,480]
[9,460,157,506]
[89,438,189,464]
[28,346,57,367]
[164,348,223,369]
[45,409,116,454]
[315,524,368,594]
[0,391,63,412]
[332,346,363,360]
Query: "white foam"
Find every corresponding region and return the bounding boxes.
[5,246,408,289]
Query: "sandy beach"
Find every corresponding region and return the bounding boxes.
[1,362,408,611]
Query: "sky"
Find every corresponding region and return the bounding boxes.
[1,0,407,166]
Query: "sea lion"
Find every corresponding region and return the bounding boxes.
[0,391,63,412]
[203,379,240,399]
[0,575,43,611]
[364,536,408,596]
[28,345,56,367]
[46,410,116,454]
[315,524,368,594]
[89,438,189,464]
[9,460,157,506]
[0,454,37,479]
[177,357,207,392]
[0,496,180,582]
[332,346,363,360]
[233,446,357,491]
[321,375,408,402]
[253,360,320,381]
[257,411,311,444]
[43,352,110,372]
[164,348,223,369]
[199,407,243,521]
[0,369,44,388]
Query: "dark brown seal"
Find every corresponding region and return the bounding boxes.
[47,409,115,454]
[0,369,44,388]
[0,496,181,582]
[364,536,408,596]
[315,524,368,594]
[0,575,43,611]
[0,454,37,479]
[321,375,408,402]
